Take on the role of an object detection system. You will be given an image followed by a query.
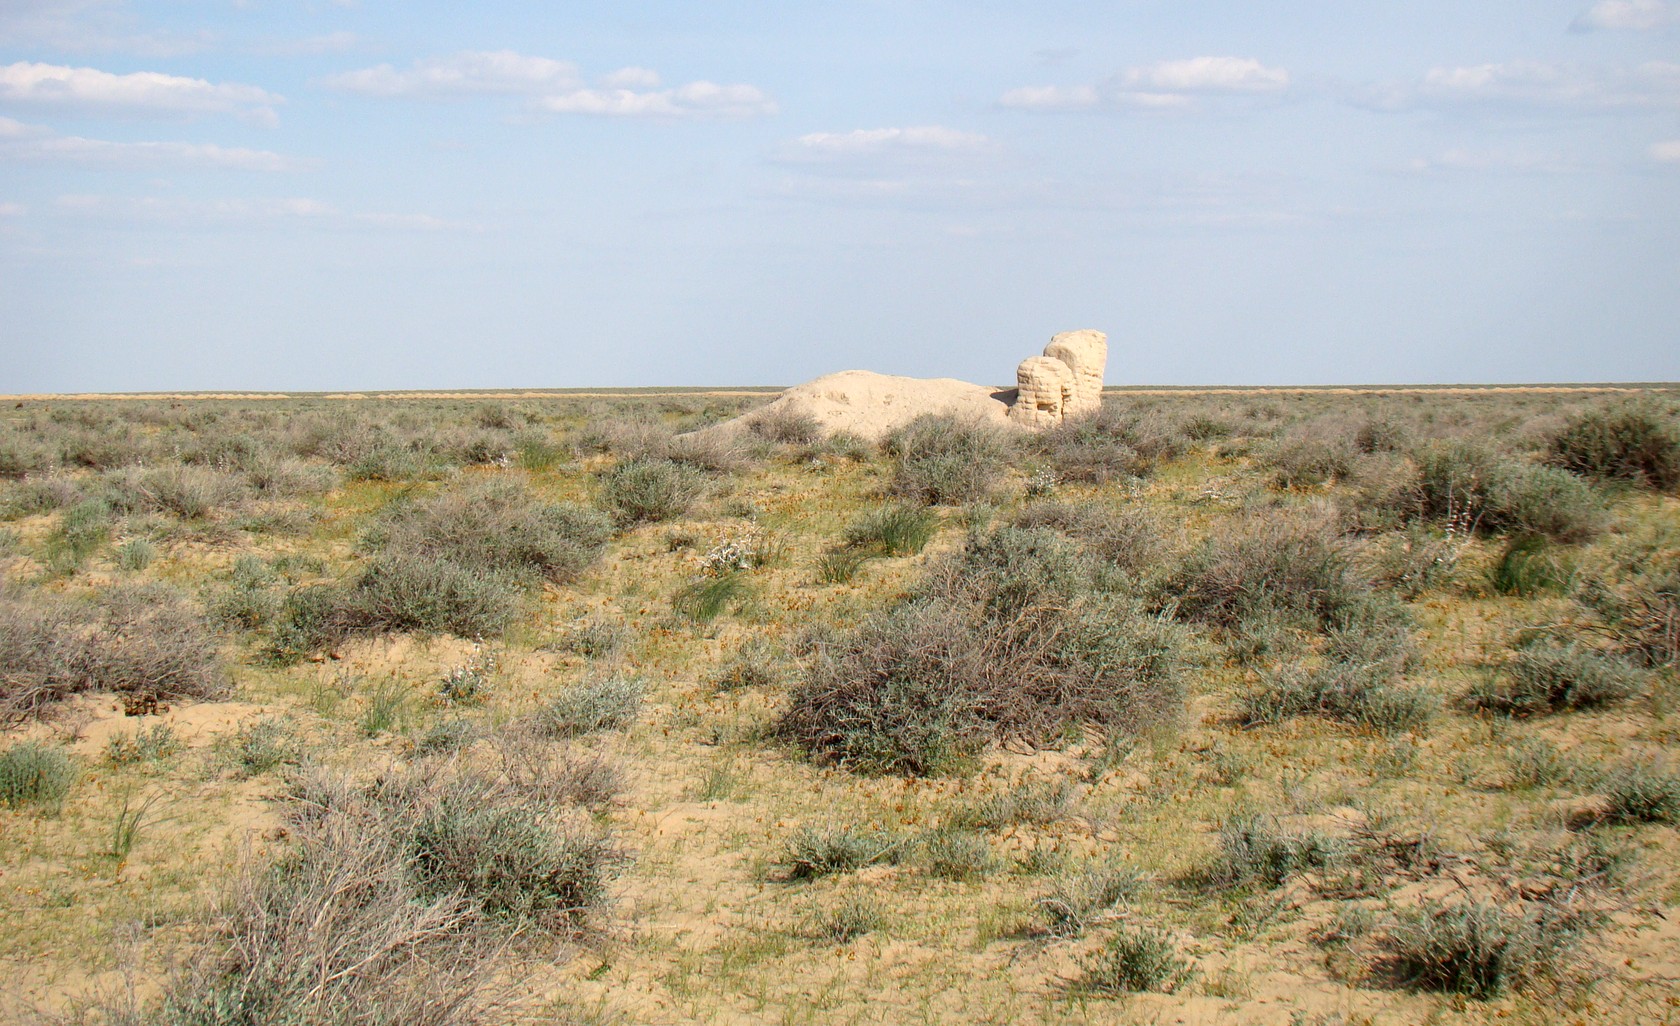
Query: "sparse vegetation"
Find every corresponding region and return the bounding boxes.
[5,388,1680,1026]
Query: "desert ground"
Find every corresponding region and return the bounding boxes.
[1,385,1678,1026]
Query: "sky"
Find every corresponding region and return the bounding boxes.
[1,1,1677,392]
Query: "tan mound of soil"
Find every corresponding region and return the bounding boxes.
[700,370,1019,442]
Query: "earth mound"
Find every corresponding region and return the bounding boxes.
[700,370,1018,443]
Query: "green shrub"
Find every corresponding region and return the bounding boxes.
[366,480,612,585]
[115,537,157,571]
[598,457,706,525]
[1239,661,1436,734]
[104,723,180,765]
[814,548,867,584]
[1465,643,1645,717]
[1489,534,1572,597]
[886,414,1010,505]
[1410,442,1604,542]
[843,505,939,556]
[0,741,76,811]
[1077,925,1196,994]
[1161,516,1368,633]
[206,554,282,630]
[1021,408,1151,484]
[44,498,111,574]
[438,644,499,704]
[1503,737,1580,791]
[353,552,524,637]
[1381,899,1591,998]
[1599,761,1680,824]
[672,571,752,622]
[1263,436,1357,489]
[1547,403,1680,491]
[784,825,906,879]
[535,676,644,738]
[1211,815,1341,889]
[951,776,1075,829]
[409,790,622,929]
[105,465,249,519]
[919,829,996,881]
[747,406,822,446]
[1009,500,1161,578]
[268,584,363,661]
[780,528,1187,774]
[1580,553,1679,668]
[227,717,301,776]
[807,892,883,943]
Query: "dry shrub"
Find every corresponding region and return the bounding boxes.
[1465,642,1646,717]
[1021,406,1152,484]
[597,458,707,525]
[366,479,612,586]
[1546,401,1680,492]
[1008,500,1162,578]
[1,585,226,722]
[778,526,1187,774]
[886,414,1011,505]
[1378,898,1596,998]
[1406,441,1604,542]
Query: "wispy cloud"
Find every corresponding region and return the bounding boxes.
[781,126,991,161]
[258,31,363,58]
[1369,60,1680,112]
[0,0,212,57]
[0,201,24,217]
[0,61,281,123]
[52,192,474,230]
[1002,56,1288,112]
[0,116,302,171]
[1406,147,1585,175]
[537,81,776,118]
[319,50,579,98]
[1571,0,1680,31]
[1653,139,1680,162]
[321,50,776,119]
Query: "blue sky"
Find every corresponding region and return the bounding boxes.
[2,1,1677,391]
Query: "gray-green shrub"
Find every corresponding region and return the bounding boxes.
[0,741,76,811]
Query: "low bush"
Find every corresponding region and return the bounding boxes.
[1409,442,1604,542]
[747,406,822,446]
[1503,737,1580,791]
[205,555,282,631]
[409,781,623,929]
[1465,643,1645,717]
[1380,899,1592,998]
[1077,925,1196,995]
[226,717,301,776]
[951,776,1075,829]
[1161,515,1368,633]
[354,551,525,637]
[1262,436,1357,489]
[598,457,706,525]
[1599,761,1680,824]
[814,548,867,584]
[103,465,250,519]
[843,505,939,556]
[784,825,907,879]
[1239,660,1436,734]
[1580,552,1679,668]
[1547,402,1680,492]
[1020,408,1151,484]
[919,829,996,881]
[886,414,1010,505]
[1035,863,1142,937]
[780,527,1188,774]
[1211,814,1341,889]
[1009,500,1162,578]
[672,570,753,623]
[44,499,111,575]
[708,635,787,691]
[807,892,883,943]
[367,480,612,586]
[0,741,76,812]
[534,676,644,738]
[1489,534,1572,596]
[1,585,227,722]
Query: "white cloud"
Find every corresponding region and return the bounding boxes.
[1121,57,1289,94]
[0,0,213,57]
[321,51,776,119]
[1653,139,1680,162]
[1002,56,1287,113]
[785,126,991,159]
[1000,84,1100,110]
[320,50,579,97]
[51,192,473,230]
[538,81,777,118]
[1379,60,1680,112]
[600,66,660,89]
[0,201,24,216]
[0,61,281,122]
[1572,0,1680,31]
[0,118,300,170]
